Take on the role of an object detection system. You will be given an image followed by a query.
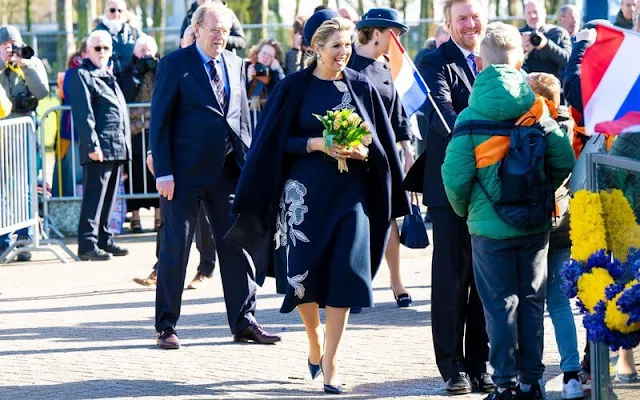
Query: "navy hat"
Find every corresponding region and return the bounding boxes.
[303,8,340,47]
[356,8,409,35]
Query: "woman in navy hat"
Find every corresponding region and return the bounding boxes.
[226,8,409,395]
[348,7,413,310]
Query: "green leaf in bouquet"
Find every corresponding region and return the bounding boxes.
[313,113,330,130]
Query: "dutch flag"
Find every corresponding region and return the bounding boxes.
[389,32,430,139]
[582,25,640,135]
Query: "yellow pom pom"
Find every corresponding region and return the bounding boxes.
[577,267,615,312]
[605,280,640,334]
[600,189,640,262]
[570,190,608,262]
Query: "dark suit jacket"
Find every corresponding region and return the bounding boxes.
[411,39,475,208]
[149,45,252,187]
[520,24,572,79]
[67,59,132,165]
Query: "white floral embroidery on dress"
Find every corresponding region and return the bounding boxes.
[275,179,310,299]
[332,92,355,111]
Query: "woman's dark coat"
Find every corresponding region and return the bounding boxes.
[225,64,410,285]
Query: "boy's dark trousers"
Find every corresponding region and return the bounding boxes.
[471,231,549,387]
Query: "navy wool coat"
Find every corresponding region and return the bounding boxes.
[225,64,410,285]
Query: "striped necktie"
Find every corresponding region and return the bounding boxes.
[208,60,228,111]
[467,53,478,76]
[207,60,233,155]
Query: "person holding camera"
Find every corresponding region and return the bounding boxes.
[117,35,161,233]
[0,25,49,262]
[0,25,49,119]
[93,0,143,77]
[519,0,571,79]
[284,16,310,75]
[245,38,285,127]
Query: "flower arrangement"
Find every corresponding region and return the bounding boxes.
[562,189,640,350]
[314,109,369,173]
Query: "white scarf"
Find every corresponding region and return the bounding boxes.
[101,15,124,35]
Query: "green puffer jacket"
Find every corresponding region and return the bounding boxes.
[441,65,575,240]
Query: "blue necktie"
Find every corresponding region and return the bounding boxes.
[467,53,478,76]
[208,60,233,155]
[208,60,228,111]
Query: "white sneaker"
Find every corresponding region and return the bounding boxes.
[562,378,585,399]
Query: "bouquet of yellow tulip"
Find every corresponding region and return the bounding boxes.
[313,109,369,173]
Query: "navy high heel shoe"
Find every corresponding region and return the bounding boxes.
[308,359,321,380]
[308,326,325,380]
[320,356,343,394]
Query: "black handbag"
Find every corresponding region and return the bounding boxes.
[399,194,430,249]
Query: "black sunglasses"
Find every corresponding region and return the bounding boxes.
[109,8,124,13]
[93,46,111,52]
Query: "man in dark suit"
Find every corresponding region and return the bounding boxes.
[520,0,571,79]
[150,1,280,349]
[417,0,491,394]
[68,30,131,261]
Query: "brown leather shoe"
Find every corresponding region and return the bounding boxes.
[233,323,282,344]
[187,272,209,290]
[133,270,157,287]
[157,329,180,349]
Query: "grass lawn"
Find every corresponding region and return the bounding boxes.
[37,95,61,149]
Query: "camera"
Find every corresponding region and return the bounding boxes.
[13,92,38,113]
[11,44,34,60]
[254,62,270,77]
[530,32,542,47]
[135,56,158,74]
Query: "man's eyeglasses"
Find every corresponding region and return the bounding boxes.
[109,8,124,13]
[200,25,230,37]
[93,46,111,52]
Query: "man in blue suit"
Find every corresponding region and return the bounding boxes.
[149,1,281,349]
[416,0,491,394]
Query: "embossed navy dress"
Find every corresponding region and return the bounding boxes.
[276,75,373,313]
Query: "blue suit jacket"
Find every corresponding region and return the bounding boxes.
[150,44,252,187]
[405,39,474,208]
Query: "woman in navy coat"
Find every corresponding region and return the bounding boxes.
[347,8,415,309]
[226,10,409,394]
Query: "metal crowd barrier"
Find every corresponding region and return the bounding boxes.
[586,152,640,400]
[0,116,77,263]
[38,103,159,237]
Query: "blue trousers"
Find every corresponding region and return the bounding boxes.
[471,232,549,387]
[547,247,581,372]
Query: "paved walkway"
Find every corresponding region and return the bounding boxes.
[0,219,634,399]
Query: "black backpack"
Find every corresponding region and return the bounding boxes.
[452,117,559,231]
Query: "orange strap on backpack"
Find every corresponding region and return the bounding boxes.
[473,96,547,168]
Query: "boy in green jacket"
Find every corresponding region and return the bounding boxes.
[441,22,575,400]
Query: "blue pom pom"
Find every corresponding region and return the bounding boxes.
[586,250,609,272]
[605,283,625,301]
[607,257,624,280]
[617,283,640,324]
[561,259,584,298]
[583,301,640,350]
